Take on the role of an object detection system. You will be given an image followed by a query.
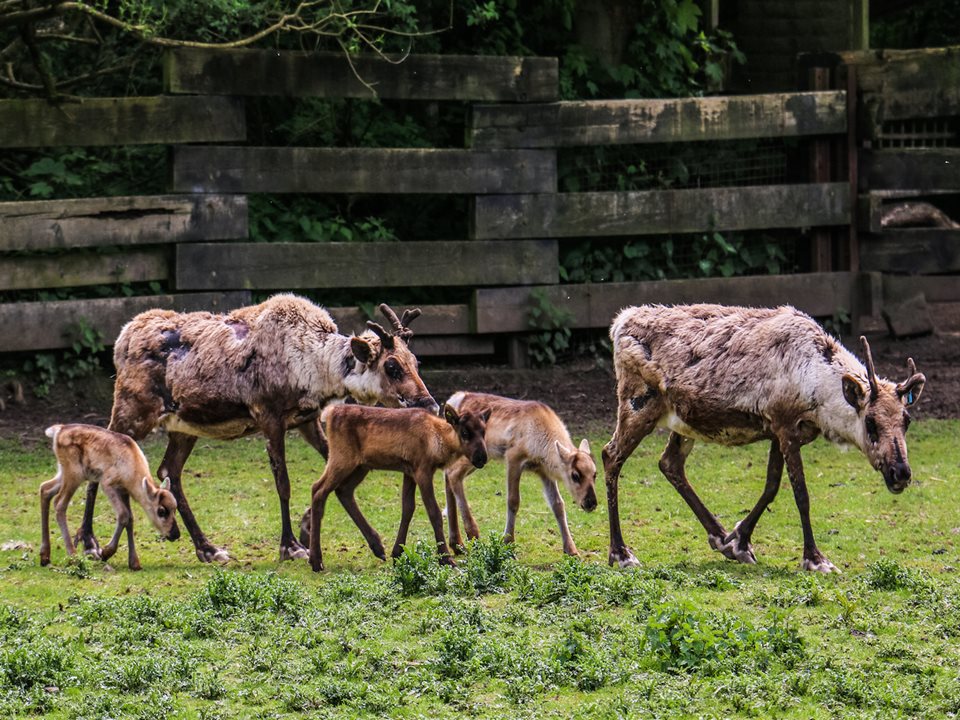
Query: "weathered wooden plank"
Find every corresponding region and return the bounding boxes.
[471,91,847,148]
[0,195,248,251]
[882,274,960,303]
[473,273,864,333]
[328,304,470,336]
[175,240,558,290]
[0,249,168,291]
[473,183,850,239]
[171,147,557,194]
[844,46,960,126]
[408,335,495,357]
[0,292,251,353]
[0,96,245,148]
[858,190,960,232]
[165,49,558,102]
[859,150,960,192]
[861,230,960,274]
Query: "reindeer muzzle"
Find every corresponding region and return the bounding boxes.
[167,522,182,541]
[581,490,598,512]
[471,450,488,469]
[414,396,441,415]
[883,463,912,494]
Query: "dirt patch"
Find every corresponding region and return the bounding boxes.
[1,331,957,444]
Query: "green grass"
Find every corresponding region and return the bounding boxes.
[0,420,958,718]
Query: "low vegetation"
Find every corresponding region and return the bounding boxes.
[0,419,958,718]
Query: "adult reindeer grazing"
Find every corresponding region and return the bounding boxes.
[79,294,438,563]
[603,304,926,573]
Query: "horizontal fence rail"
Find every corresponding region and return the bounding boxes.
[0,249,169,291]
[171,147,558,194]
[0,195,248,250]
[473,183,851,239]
[174,240,559,290]
[165,49,559,102]
[471,91,847,148]
[0,97,245,148]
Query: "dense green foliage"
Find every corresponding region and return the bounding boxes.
[0,419,958,717]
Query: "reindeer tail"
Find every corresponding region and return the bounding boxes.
[45,424,63,445]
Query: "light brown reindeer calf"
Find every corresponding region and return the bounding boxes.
[443,392,598,556]
[40,424,179,570]
[603,304,926,573]
[308,404,490,572]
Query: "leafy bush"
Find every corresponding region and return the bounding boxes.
[390,540,451,596]
[864,558,920,591]
[194,569,305,621]
[461,533,517,594]
[0,634,74,689]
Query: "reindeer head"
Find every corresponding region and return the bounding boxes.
[555,438,599,511]
[348,304,440,415]
[444,403,491,469]
[841,337,926,494]
[141,477,180,540]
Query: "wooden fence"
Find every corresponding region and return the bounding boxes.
[1,45,957,363]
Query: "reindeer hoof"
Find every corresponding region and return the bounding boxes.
[280,543,309,562]
[370,542,386,561]
[609,546,640,569]
[197,546,230,563]
[310,556,325,572]
[440,555,457,568]
[712,526,757,565]
[128,560,142,571]
[39,555,50,567]
[802,556,841,574]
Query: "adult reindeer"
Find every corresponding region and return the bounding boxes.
[603,304,926,573]
[78,294,438,563]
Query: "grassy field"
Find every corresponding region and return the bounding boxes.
[0,419,958,719]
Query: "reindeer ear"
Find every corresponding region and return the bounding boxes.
[579,438,591,455]
[160,476,171,491]
[555,440,575,464]
[142,477,151,496]
[480,408,492,424]
[443,403,460,427]
[350,336,374,365]
[842,374,866,410]
[897,374,925,407]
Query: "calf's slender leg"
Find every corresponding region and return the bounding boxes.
[502,455,524,545]
[158,432,227,563]
[446,459,479,548]
[39,473,62,566]
[76,482,102,558]
[416,471,455,566]
[539,472,578,556]
[392,474,418,558]
[334,470,381,559]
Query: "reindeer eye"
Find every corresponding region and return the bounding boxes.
[157,507,168,519]
[384,359,403,381]
[865,416,879,444]
[460,428,470,439]
[572,471,582,484]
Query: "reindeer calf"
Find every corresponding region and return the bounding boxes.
[308,404,490,572]
[444,392,598,556]
[40,424,179,570]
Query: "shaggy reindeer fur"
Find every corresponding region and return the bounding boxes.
[443,391,598,556]
[308,404,490,572]
[81,294,438,563]
[603,303,926,573]
[40,424,179,570]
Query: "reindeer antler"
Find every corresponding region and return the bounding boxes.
[859,336,880,399]
[906,357,917,377]
[365,320,395,350]
[379,303,419,342]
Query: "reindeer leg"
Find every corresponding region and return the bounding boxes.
[334,469,382,559]
[309,465,345,572]
[296,419,328,546]
[39,474,61,566]
[448,458,479,548]
[75,482,102,559]
[539,472,579,556]
[777,433,838,573]
[159,432,227,563]
[262,419,308,561]
[392,474,417,558]
[719,439,785,564]
[416,471,456,567]
[443,470,463,553]
[54,484,79,559]
[602,390,660,568]
[658,432,736,559]
[502,455,524,546]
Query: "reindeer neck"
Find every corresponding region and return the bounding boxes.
[811,346,867,447]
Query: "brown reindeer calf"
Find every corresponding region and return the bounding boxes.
[40,424,179,570]
[443,392,598,556]
[603,304,926,573]
[308,404,490,572]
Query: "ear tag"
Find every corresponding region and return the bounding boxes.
[907,391,914,404]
